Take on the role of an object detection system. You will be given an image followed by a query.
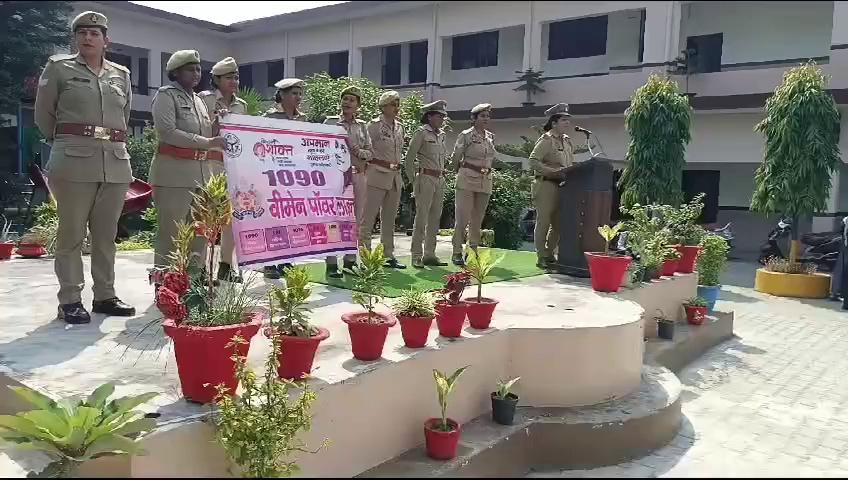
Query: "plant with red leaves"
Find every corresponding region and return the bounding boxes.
[438,272,471,305]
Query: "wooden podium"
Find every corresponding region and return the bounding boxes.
[552,156,626,277]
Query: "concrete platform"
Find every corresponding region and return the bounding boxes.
[644,310,735,374]
[0,236,707,477]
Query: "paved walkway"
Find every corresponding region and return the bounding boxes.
[529,261,848,477]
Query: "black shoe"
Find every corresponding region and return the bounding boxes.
[342,261,358,276]
[385,258,406,269]
[92,297,136,317]
[263,265,281,280]
[326,264,344,279]
[279,263,293,272]
[217,262,243,283]
[452,254,465,267]
[422,257,449,267]
[58,303,91,325]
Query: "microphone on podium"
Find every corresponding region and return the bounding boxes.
[574,126,592,136]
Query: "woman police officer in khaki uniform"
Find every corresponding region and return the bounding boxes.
[449,103,496,266]
[528,103,589,270]
[199,57,248,283]
[149,50,227,284]
[35,11,136,324]
[404,100,450,268]
[324,85,373,277]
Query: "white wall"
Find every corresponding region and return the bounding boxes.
[288,22,349,58]
[679,1,833,65]
[235,33,286,65]
[439,26,525,86]
[352,6,432,49]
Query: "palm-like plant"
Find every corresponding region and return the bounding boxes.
[463,247,505,302]
[351,244,388,323]
[432,366,470,432]
[0,383,157,477]
[269,266,317,337]
[238,87,270,116]
[190,173,232,294]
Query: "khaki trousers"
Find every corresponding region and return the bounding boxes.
[51,179,129,305]
[153,186,207,269]
[533,180,560,262]
[411,175,444,259]
[360,183,402,259]
[220,224,236,266]
[327,172,367,266]
[452,188,490,255]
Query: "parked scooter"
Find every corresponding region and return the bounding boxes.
[758,217,840,271]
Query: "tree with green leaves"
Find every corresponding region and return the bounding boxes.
[0,1,74,115]
[617,74,692,209]
[751,62,841,264]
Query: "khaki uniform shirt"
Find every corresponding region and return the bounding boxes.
[451,127,495,194]
[200,89,247,117]
[529,131,575,178]
[323,115,372,172]
[263,106,308,121]
[366,115,404,191]
[149,84,220,188]
[34,54,133,183]
[404,124,447,180]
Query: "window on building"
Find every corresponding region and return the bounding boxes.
[238,64,254,89]
[382,44,401,86]
[138,57,149,94]
[548,15,608,60]
[686,33,723,73]
[451,30,498,70]
[328,51,349,79]
[409,41,428,84]
[267,59,284,87]
[682,170,720,223]
[197,62,214,93]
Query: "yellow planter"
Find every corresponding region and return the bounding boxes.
[754,268,831,299]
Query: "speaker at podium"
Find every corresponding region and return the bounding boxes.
[551,154,627,278]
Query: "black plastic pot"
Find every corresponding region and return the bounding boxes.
[491,392,519,425]
[657,319,675,340]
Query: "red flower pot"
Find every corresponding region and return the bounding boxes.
[397,315,434,348]
[342,312,396,361]
[661,258,680,277]
[585,252,632,293]
[676,245,702,273]
[16,243,46,258]
[424,418,461,460]
[162,312,263,404]
[464,297,499,329]
[0,242,14,260]
[434,301,467,338]
[265,327,330,380]
[684,305,707,326]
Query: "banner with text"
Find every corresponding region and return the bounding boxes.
[219,114,356,269]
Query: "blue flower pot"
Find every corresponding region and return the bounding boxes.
[697,285,721,312]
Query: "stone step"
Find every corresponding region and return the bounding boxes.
[360,364,682,478]
[644,310,735,373]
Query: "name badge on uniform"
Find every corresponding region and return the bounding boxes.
[69,77,91,84]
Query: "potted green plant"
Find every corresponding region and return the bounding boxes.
[343,244,396,361]
[16,230,48,258]
[156,174,263,404]
[585,223,631,292]
[463,247,505,329]
[697,234,730,312]
[667,194,707,273]
[0,382,157,477]
[392,288,437,348]
[425,366,470,460]
[266,266,329,380]
[434,271,471,338]
[1,214,15,260]
[655,309,675,340]
[660,243,683,277]
[214,330,326,478]
[683,296,708,325]
[491,377,520,426]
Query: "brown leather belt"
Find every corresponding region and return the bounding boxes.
[419,168,442,177]
[461,162,491,175]
[207,151,224,161]
[55,123,127,142]
[369,159,400,170]
[158,144,210,161]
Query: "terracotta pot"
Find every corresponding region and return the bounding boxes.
[341,311,397,361]
[585,252,632,292]
[162,312,264,404]
[397,315,434,348]
[464,297,499,329]
[684,305,707,326]
[265,327,330,380]
[676,245,701,273]
[434,301,467,337]
[16,243,46,258]
[0,242,13,260]
[424,417,461,460]
[661,258,680,277]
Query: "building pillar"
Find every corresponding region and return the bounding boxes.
[427,2,441,101]
[831,2,848,68]
[641,1,680,73]
[148,48,162,90]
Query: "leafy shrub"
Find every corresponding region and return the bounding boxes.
[483,170,532,249]
[697,234,730,286]
[764,257,817,275]
[392,288,436,318]
[127,124,157,182]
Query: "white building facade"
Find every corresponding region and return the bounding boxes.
[71,0,848,255]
